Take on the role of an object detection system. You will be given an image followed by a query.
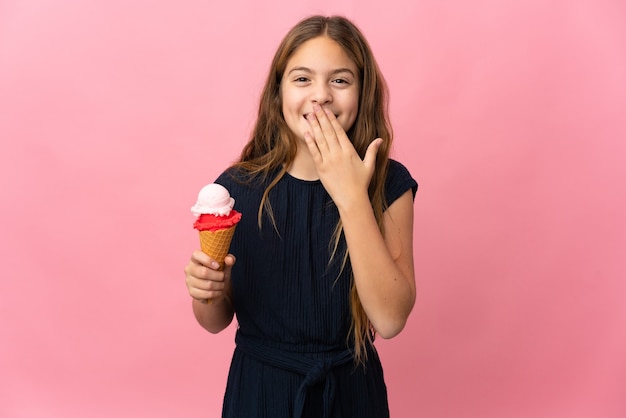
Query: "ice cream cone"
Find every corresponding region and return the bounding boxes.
[198,225,237,270]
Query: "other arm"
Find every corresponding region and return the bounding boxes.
[184,252,236,333]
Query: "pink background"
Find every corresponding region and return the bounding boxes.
[1,0,625,417]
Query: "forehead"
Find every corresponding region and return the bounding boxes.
[285,36,357,74]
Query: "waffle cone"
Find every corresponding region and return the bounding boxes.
[198,226,237,270]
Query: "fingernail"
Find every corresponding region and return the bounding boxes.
[306,112,315,121]
[211,261,219,268]
[313,103,321,112]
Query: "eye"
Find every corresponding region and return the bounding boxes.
[332,78,351,86]
[294,77,309,83]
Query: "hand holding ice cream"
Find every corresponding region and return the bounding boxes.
[191,183,242,270]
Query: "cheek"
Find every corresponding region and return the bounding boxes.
[281,90,299,115]
[342,117,356,133]
[342,100,359,131]
[280,85,292,114]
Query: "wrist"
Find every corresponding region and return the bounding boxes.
[336,195,373,219]
[334,190,371,214]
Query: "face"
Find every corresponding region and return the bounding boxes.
[281,36,360,141]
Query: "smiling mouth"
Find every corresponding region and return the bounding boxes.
[303,113,339,120]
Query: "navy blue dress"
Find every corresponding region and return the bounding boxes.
[215,160,417,418]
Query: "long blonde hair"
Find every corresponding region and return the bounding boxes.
[233,15,392,363]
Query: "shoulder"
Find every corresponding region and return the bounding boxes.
[385,159,418,206]
[214,166,280,203]
[215,166,261,189]
[215,166,244,186]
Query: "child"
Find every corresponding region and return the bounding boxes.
[184,15,418,418]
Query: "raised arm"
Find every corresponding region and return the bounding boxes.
[303,104,416,338]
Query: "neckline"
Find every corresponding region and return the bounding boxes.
[283,171,322,185]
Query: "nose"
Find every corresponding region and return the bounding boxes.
[310,82,332,105]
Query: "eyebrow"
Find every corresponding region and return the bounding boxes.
[287,66,356,77]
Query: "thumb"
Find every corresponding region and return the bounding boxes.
[223,254,236,282]
[363,138,383,170]
[224,254,236,270]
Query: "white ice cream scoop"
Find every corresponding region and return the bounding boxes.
[191,183,235,217]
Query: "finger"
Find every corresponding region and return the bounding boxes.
[191,288,222,304]
[304,130,323,163]
[224,254,236,266]
[192,250,222,270]
[321,107,350,149]
[185,259,207,281]
[363,138,383,170]
[313,104,340,150]
[187,277,212,302]
[187,261,226,283]
[198,285,226,303]
[187,273,226,302]
[189,277,226,293]
[306,112,330,154]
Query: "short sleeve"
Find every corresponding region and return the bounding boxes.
[384,159,418,207]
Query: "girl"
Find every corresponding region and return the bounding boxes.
[185,15,417,418]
